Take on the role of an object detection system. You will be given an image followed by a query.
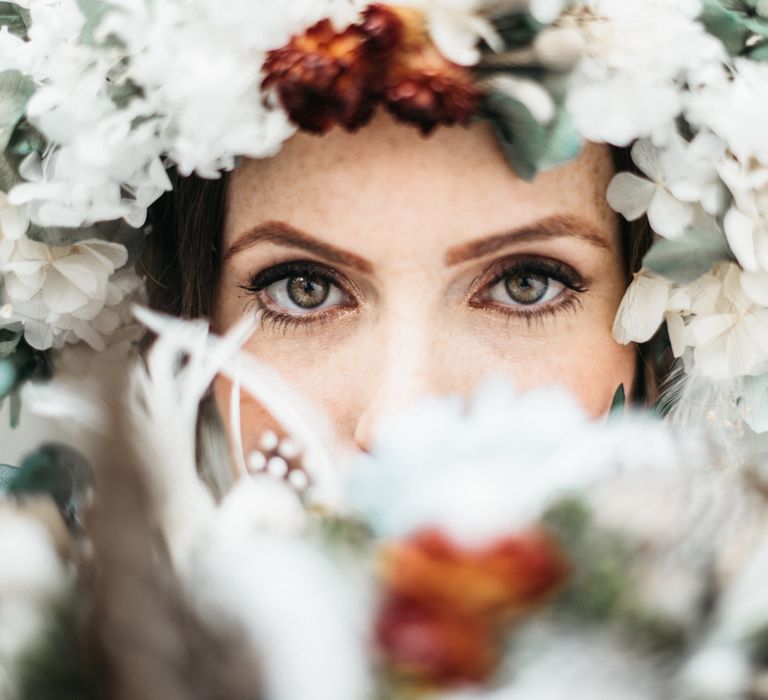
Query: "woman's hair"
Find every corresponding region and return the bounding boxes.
[140,146,659,400]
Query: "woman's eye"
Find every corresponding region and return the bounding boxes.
[265,272,347,313]
[487,270,566,307]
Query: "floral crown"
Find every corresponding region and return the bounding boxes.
[0,0,767,430]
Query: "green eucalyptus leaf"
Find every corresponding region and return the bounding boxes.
[700,0,750,53]
[0,2,31,38]
[0,327,23,358]
[8,120,45,157]
[0,70,34,152]
[489,12,541,50]
[748,39,768,59]
[0,463,17,490]
[76,0,121,47]
[9,443,93,530]
[0,356,16,398]
[537,107,583,172]
[643,225,733,283]
[609,384,626,414]
[484,92,547,181]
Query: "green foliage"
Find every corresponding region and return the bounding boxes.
[543,498,689,654]
[0,69,34,152]
[8,443,93,530]
[0,463,17,489]
[700,0,768,55]
[0,341,52,428]
[76,0,123,48]
[17,596,95,700]
[483,94,582,181]
[643,225,733,283]
[609,384,626,414]
[490,12,543,50]
[0,2,31,39]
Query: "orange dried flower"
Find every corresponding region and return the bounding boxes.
[262,10,400,134]
[375,594,498,685]
[381,7,482,134]
[263,4,482,136]
[374,528,569,687]
[381,528,569,617]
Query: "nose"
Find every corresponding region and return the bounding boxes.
[353,319,437,453]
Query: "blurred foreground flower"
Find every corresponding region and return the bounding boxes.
[376,527,568,685]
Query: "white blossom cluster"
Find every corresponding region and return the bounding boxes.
[560,1,768,423]
[0,0,765,418]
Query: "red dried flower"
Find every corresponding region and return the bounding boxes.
[381,7,482,134]
[262,7,403,134]
[374,528,569,687]
[263,5,482,136]
[382,528,569,617]
[375,594,497,685]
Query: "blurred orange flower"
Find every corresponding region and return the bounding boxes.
[375,528,569,686]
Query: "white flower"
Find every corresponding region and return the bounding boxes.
[607,138,697,238]
[0,235,130,350]
[567,0,725,146]
[612,270,672,346]
[719,158,768,274]
[616,264,768,381]
[345,379,690,545]
[0,192,29,241]
[688,59,768,167]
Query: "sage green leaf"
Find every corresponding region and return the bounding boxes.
[700,0,749,53]
[748,40,768,59]
[76,0,121,47]
[537,107,583,172]
[0,464,17,490]
[0,2,30,38]
[484,92,546,181]
[643,225,733,283]
[9,443,93,529]
[0,69,34,152]
[0,327,23,358]
[609,384,626,414]
[490,12,541,50]
[0,356,16,398]
[8,120,45,157]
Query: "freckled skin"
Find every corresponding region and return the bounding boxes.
[214,110,636,456]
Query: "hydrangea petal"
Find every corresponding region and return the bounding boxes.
[606,173,656,221]
[724,207,758,272]
[612,272,671,344]
[647,188,694,239]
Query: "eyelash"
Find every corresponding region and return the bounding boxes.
[240,257,588,332]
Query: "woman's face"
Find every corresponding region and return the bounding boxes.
[214,111,636,455]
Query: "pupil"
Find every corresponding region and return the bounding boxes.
[287,275,330,309]
[505,273,548,305]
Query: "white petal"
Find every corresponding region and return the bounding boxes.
[606,173,656,221]
[0,205,29,240]
[741,270,768,307]
[631,139,663,180]
[665,312,688,357]
[686,314,734,345]
[41,269,90,314]
[647,188,694,238]
[612,272,671,344]
[724,207,758,272]
[52,255,101,297]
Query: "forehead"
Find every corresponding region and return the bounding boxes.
[225,110,618,256]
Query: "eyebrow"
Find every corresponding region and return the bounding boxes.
[444,214,611,266]
[224,220,374,273]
